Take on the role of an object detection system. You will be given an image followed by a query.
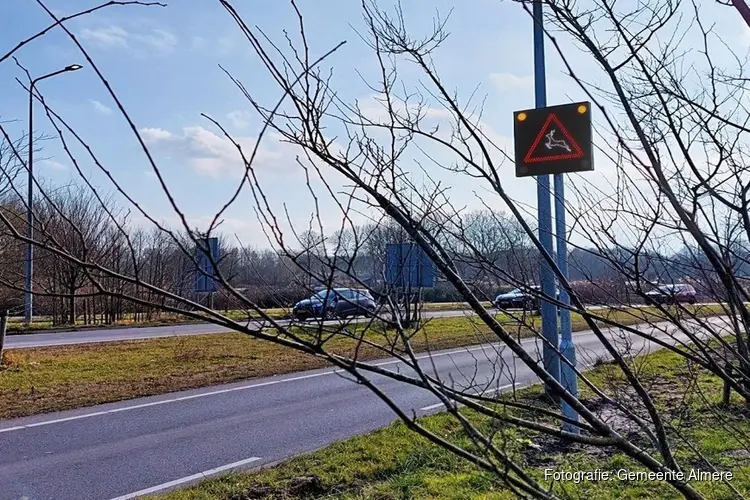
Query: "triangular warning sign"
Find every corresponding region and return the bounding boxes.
[523,113,584,164]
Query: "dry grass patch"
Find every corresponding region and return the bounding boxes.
[0,314,520,420]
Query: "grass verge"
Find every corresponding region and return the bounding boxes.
[0,304,725,420]
[153,345,750,499]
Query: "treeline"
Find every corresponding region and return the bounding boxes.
[0,184,740,325]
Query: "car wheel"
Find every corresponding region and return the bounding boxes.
[323,309,337,320]
[523,299,535,311]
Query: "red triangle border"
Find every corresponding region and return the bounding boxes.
[523,113,584,164]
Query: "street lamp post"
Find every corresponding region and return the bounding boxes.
[24,64,82,325]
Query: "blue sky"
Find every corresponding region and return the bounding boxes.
[1,0,749,249]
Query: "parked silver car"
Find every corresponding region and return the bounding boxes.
[494,285,560,312]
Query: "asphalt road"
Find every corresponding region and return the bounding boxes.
[4,309,496,349]
[0,315,731,500]
[4,304,637,349]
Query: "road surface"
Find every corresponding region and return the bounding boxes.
[5,309,475,349]
[5,303,652,349]
[0,316,730,500]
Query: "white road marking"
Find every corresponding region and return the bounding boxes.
[371,343,505,367]
[0,426,24,432]
[0,371,332,434]
[108,456,262,500]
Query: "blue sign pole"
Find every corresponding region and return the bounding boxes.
[555,174,579,432]
[532,0,560,395]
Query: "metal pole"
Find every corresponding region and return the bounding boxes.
[554,173,579,433]
[533,0,560,394]
[24,83,35,325]
[0,310,7,365]
[21,64,82,326]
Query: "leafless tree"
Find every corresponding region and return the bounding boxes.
[1,0,749,498]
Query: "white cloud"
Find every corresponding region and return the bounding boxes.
[227,110,252,129]
[128,212,259,238]
[79,26,129,48]
[490,72,534,91]
[357,94,515,157]
[352,94,533,218]
[188,35,236,55]
[90,99,112,115]
[140,125,292,178]
[141,127,175,142]
[191,36,207,51]
[41,160,67,171]
[357,96,457,126]
[741,28,750,50]
[135,29,178,54]
[489,72,571,100]
[79,25,177,55]
[217,37,235,55]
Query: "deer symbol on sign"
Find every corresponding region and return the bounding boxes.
[544,129,571,153]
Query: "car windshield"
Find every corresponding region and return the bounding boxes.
[508,288,522,294]
[312,290,337,301]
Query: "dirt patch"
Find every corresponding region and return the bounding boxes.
[726,449,750,461]
[229,475,328,500]
[522,430,613,469]
[519,397,651,469]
